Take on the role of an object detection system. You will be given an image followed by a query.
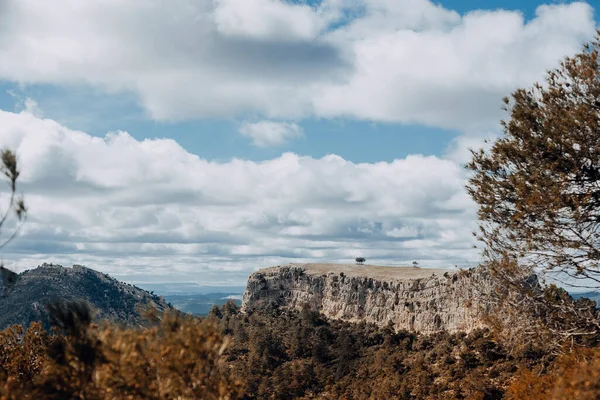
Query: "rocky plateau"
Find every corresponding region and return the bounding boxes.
[242,263,492,333]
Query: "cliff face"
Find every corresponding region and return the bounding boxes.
[242,263,492,333]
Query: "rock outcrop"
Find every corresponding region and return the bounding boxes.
[242,263,492,333]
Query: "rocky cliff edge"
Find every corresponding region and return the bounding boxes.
[242,263,492,333]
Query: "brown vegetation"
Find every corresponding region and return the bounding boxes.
[0,302,243,400]
[466,31,600,352]
[467,31,600,287]
[3,299,600,400]
[216,303,600,399]
[506,346,600,400]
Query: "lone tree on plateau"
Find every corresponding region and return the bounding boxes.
[355,257,366,265]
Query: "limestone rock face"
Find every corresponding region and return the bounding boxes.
[242,263,491,333]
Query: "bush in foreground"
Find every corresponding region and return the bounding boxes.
[0,302,243,400]
[2,301,600,399]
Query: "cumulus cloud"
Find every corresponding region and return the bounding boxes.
[23,98,42,117]
[239,121,304,147]
[0,110,479,284]
[315,2,596,129]
[213,0,325,40]
[0,0,595,284]
[443,131,500,164]
[0,0,595,129]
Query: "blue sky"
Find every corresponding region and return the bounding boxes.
[0,83,460,163]
[0,0,597,285]
[0,0,595,164]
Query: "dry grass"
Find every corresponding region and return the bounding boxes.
[262,263,451,281]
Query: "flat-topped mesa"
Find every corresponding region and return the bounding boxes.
[242,263,492,334]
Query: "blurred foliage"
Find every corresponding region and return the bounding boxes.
[0,301,243,400]
[1,297,600,399]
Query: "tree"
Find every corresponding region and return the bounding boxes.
[0,149,26,290]
[355,257,366,265]
[467,32,600,290]
[412,261,419,268]
[466,33,600,347]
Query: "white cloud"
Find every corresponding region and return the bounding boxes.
[213,0,325,40]
[386,226,420,239]
[239,121,304,147]
[0,1,596,284]
[0,1,595,129]
[0,110,479,284]
[443,130,500,164]
[23,98,42,117]
[315,2,596,129]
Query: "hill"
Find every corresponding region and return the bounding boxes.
[571,291,600,307]
[134,282,246,316]
[163,293,242,315]
[242,263,491,333]
[0,263,172,330]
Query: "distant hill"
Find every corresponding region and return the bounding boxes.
[0,263,172,330]
[164,293,242,316]
[571,291,600,307]
[137,282,246,296]
[134,282,245,316]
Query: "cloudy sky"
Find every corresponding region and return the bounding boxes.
[0,0,597,286]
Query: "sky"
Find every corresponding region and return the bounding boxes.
[0,0,597,286]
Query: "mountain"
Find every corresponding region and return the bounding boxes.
[137,282,246,296]
[0,263,172,330]
[133,283,245,316]
[163,293,242,316]
[571,291,600,307]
